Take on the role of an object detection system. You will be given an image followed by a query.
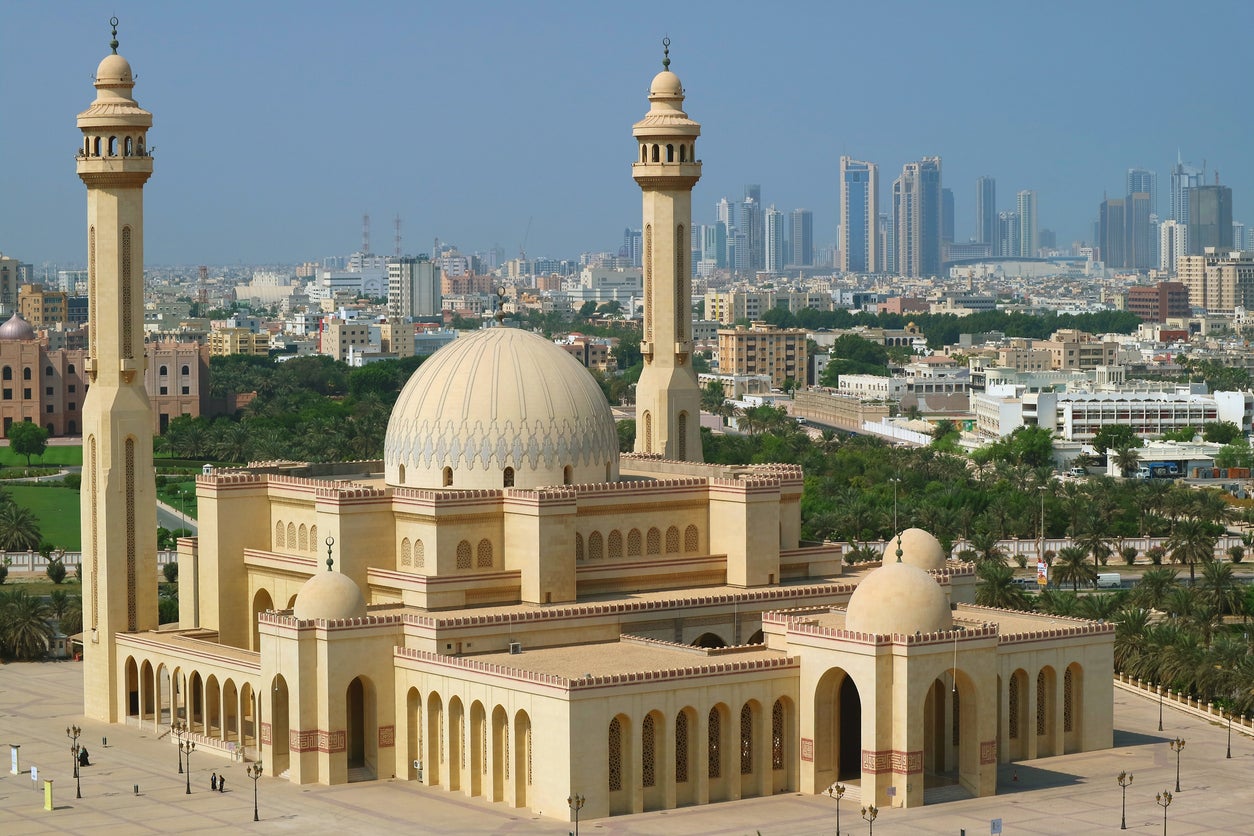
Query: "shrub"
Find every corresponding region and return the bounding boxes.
[1227,544,1245,564]
[0,563,7,584]
[62,473,81,490]
[1014,554,1028,569]
[162,561,178,584]
[1120,545,1139,565]
[46,559,67,584]
[1147,546,1166,565]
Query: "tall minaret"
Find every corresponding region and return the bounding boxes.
[77,19,159,722]
[632,39,703,462]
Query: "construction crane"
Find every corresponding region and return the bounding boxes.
[519,216,533,261]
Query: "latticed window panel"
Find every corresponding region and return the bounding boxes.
[298,524,308,552]
[504,723,509,778]
[477,539,493,568]
[287,523,296,548]
[575,533,584,562]
[608,530,623,559]
[627,529,642,557]
[666,526,681,554]
[401,538,412,566]
[526,727,532,786]
[771,700,784,770]
[414,539,424,568]
[648,528,661,555]
[684,525,699,553]
[482,723,488,774]
[675,712,689,783]
[740,704,753,775]
[1064,668,1074,732]
[608,718,623,792]
[642,715,656,788]
[1008,675,1020,739]
[275,522,284,548]
[708,708,721,779]
[952,688,960,746]
[309,525,317,551]
[1036,671,1047,736]
[456,540,472,569]
[589,532,603,560]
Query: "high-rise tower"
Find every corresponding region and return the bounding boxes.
[975,176,996,246]
[839,156,879,273]
[892,157,942,277]
[632,41,702,462]
[1016,190,1038,257]
[76,20,159,721]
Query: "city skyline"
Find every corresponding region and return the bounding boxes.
[3,1,1254,266]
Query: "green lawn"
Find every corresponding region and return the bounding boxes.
[7,485,82,550]
[0,444,83,467]
[156,480,198,520]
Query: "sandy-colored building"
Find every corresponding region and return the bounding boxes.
[718,323,808,389]
[207,327,270,357]
[78,33,1115,828]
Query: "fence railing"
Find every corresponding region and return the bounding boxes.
[1,550,178,573]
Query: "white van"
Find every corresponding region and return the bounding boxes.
[1096,572,1122,589]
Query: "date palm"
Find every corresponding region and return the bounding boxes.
[974,562,1031,610]
[1165,516,1217,585]
[1196,560,1242,617]
[0,503,42,551]
[1052,545,1097,592]
[0,589,55,660]
[1131,567,1178,610]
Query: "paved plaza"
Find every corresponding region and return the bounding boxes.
[0,661,1251,835]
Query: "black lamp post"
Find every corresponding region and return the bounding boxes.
[66,724,81,799]
[247,761,263,822]
[861,804,878,836]
[181,739,196,794]
[1226,711,1233,759]
[1156,790,1172,836]
[1117,770,1133,829]
[1169,738,1185,793]
[567,793,585,836]
[827,782,846,836]
[1158,684,1164,732]
[172,719,187,774]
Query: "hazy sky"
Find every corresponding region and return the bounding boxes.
[3,0,1252,267]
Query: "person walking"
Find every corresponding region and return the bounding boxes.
[218,774,226,793]
[210,772,218,791]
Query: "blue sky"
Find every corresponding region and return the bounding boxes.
[3,0,1252,266]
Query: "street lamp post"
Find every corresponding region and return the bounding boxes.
[1226,711,1233,759]
[1158,684,1164,732]
[1038,485,1047,567]
[1169,738,1185,793]
[567,793,585,836]
[66,725,81,799]
[1117,771,1133,829]
[1156,790,1172,836]
[172,719,187,774]
[247,761,263,822]
[861,804,878,836]
[827,782,846,836]
[181,740,196,794]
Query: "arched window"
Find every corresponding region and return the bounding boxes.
[740,704,753,775]
[67,364,76,374]
[443,467,453,487]
[640,145,647,162]
[181,365,190,375]
[608,718,623,792]
[575,532,584,562]
[309,525,317,551]
[675,711,689,782]
[677,412,688,460]
[627,529,641,557]
[684,525,699,552]
[665,526,680,554]
[45,366,53,376]
[275,522,284,547]
[456,540,472,569]
[398,464,405,484]
[642,411,653,454]
[108,136,118,156]
[414,540,425,568]
[771,700,785,770]
[642,714,656,788]
[93,136,101,156]
[298,524,307,551]
[2,367,11,381]
[159,365,168,376]
[22,367,31,380]
[1036,670,1047,736]
[125,136,134,156]
[476,539,493,568]
[707,707,721,779]
[401,538,412,566]
[647,527,661,555]
[1008,675,1020,740]
[679,144,687,162]
[1064,667,1074,733]
[608,530,623,559]
[563,465,572,485]
[666,144,674,162]
[588,531,603,560]
[287,523,296,547]
[503,466,514,487]
[651,144,659,162]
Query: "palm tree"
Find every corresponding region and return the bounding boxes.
[1131,567,1179,610]
[1075,518,1114,567]
[0,503,41,551]
[1165,516,1217,585]
[1196,560,1242,617]
[1112,446,1141,478]
[967,527,1007,567]
[210,421,254,464]
[1052,545,1098,592]
[1077,591,1126,621]
[974,562,1031,610]
[1112,607,1151,669]
[0,589,55,660]
[1035,588,1080,616]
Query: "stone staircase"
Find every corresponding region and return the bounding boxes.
[347,766,375,783]
[923,781,972,804]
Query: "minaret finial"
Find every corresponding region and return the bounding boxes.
[896,532,903,563]
[494,285,508,324]
[662,37,670,70]
[324,536,335,571]
[109,17,119,54]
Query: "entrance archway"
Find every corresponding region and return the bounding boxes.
[125,657,140,719]
[251,589,273,651]
[923,669,980,796]
[813,668,862,789]
[346,676,376,778]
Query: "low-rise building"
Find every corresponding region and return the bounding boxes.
[717,323,808,388]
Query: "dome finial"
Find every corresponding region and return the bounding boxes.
[109,16,119,54]
[662,36,670,70]
[494,285,508,324]
[324,536,336,571]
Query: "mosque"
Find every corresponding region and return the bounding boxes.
[76,24,1114,823]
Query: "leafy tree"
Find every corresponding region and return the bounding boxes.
[818,335,891,385]
[616,420,635,453]
[1214,437,1254,470]
[45,552,66,584]
[972,425,1055,468]
[1091,424,1141,455]
[162,561,179,584]
[1202,420,1242,445]
[578,300,598,317]
[1160,426,1197,442]
[1195,560,1242,616]
[7,421,49,465]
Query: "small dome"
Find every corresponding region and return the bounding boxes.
[293,570,366,621]
[845,561,952,636]
[881,528,946,571]
[649,70,683,97]
[0,313,36,341]
[384,327,619,490]
[95,53,134,85]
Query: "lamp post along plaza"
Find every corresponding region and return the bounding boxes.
[1158,684,1164,732]
[1156,790,1172,836]
[247,761,263,822]
[567,793,585,836]
[828,782,846,835]
[172,719,187,774]
[181,740,196,794]
[1169,737,1185,793]
[66,725,81,799]
[1117,771,1133,830]
[861,804,878,836]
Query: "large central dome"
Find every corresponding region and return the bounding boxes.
[384,327,620,490]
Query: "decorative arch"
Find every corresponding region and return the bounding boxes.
[684,524,699,552]
[627,529,642,557]
[513,710,531,808]
[309,525,317,551]
[443,466,453,487]
[399,464,406,484]
[813,668,862,789]
[426,692,444,787]
[588,531,603,560]
[608,530,623,559]
[415,540,425,569]
[476,539,493,568]
[647,527,661,555]
[665,525,680,553]
[274,521,284,548]
[298,524,308,552]
[1037,666,1057,757]
[608,714,633,814]
[575,532,585,562]
[470,700,487,798]
[448,696,464,791]
[286,522,296,548]
[503,466,514,487]
[642,710,666,811]
[675,707,696,806]
[563,465,573,485]
[642,410,653,453]
[692,632,726,648]
[251,588,273,652]
[677,411,688,460]
[271,674,290,776]
[707,703,729,802]
[406,687,423,781]
[770,697,795,793]
[1064,663,1083,753]
[456,540,472,569]
[401,538,412,567]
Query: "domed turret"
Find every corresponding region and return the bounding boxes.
[384,327,619,490]
[293,553,367,621]
[881,528,946,571]
[0,313,37,341]
[844,561,953,636]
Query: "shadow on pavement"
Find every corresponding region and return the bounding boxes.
[996,762,1082,794]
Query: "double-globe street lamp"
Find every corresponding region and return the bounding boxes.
[181,739,196,794]
[66,725,82,799]
[1156,790,1172,836]
[1168,738,1185,793]
[827,782,847,836]
[861,804,878,836]
[567,793,586,836]
[247,761,263,822]
[1117,771,1133,830]
[172,719,188,774]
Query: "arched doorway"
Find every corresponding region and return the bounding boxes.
[692,632,727,648]
[125,657,140,720]
[205,675,220,738]
[140,660,155,724]
[1063,663,1083,753]
[813,668,862,790]
[448,697,464,791]
[188,671,204,733]
[923,669,979,796]
[491,705,508,802]
[770,697,795,793]
[513,710,531,808]
[1006,669,1028,761]
[346,676,376,779]
[1036,666,1057,758]
[706,703,730,802]
[251,588,273,651]
[426,693,443,787]
[271,675,290,777]
[675,707,697,806]
[406,688,422,781]
[470,701,486,797]
[608,714,633,814]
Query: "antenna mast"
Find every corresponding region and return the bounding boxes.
[362,212,370,255]
[394,214,402,257]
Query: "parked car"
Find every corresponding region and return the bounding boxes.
[1096,572,1122,588]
